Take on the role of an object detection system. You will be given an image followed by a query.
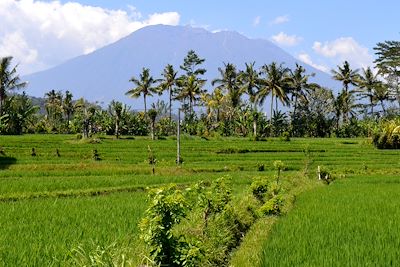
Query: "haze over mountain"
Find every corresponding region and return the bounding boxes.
[23,24,337,109]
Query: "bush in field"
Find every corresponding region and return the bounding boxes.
[373,120,400,149]
[139,184,199,266]
[273,160,286,181]
[250,177,285,215]
[197,177,232,230]
[92,149,100,161]
[250,177,269,202]
[140,177,260,266]
[318,166,335,184]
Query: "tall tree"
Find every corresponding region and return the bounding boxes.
[201,88,226,123]
[147,109,158,140]
[287,64,319,121]
[63,90,74,130]
[374,83,390,115]
[45,89,63,129]
[74,98,98,138]
[109,100,125,139]
[177,50,207,115]
[212,63,243,108]
[126,68,158,115]
[356,67,381,116]
[2,92,38,134]
[258,62,290,124]
[331,61,359,123]
[239,62,261,108]
[158,64,178,121]
[176,75,206,115]
[180,50,206,77]
[0,57,27,115]
[374,40,400,107]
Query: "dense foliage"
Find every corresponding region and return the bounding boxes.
[372,119,400,149]
[1,39,399,140]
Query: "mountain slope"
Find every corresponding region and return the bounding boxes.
[23,24,337,108]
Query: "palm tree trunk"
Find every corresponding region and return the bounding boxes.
[115,118,119,139]
[292,95,298,136]
[370,95,374,117]
[151,121,155,140]
[190,98,193,116]
[169,88,172,121]
[270,93,274,124]
[143,94,147,117]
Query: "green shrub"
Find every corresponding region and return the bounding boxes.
[92,149,100,161]
[372,120,400,149]
[319,167,335,185]
[259,194,285,215]
[273,160,286,180]
[257,163,265,172]
[250,177,285,216]
[280,131,291,141]
[250,177,269,202]
[139,184,192,266]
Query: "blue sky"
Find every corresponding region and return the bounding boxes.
[1,0,399,74]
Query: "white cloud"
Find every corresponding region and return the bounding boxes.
[0,32,38,65]
[253,16,261,27]
[0,0,180,74]
[270,15,289,25]
[147,12,180,25]
[297,53,329,73]
[312,37,373,69]
[271,32,302,46]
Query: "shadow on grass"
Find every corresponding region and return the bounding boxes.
[0,156,17,170]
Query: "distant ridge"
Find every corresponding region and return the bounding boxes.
[23,24,337,108]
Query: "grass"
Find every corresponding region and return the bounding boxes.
[0,192,147,266]
[261,167,400,265]
[0,134,399,265]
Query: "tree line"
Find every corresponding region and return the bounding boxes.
[0,40,399,138]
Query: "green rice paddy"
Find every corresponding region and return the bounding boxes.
[0,134,399,266]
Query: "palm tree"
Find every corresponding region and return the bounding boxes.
[0,57,27,115]
[3,92,38,134]
[126,68,158,115]
[201,88,226,123]
[45,89,63,128]
[147,109,158,140]
[212,63,243,109]
[158,64,178,121]
[287,64,320,119]
[356,67,380,116]
[258,62,290,124]
[331,61,359,123]
[374,83,390,115]
[63,90,74,129]
[176,75,206,115]
[333,92,344,132]
[109,100,125,139]
[239,62,261,108]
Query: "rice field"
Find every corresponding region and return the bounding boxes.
[0,134,399,265]
[261,155,400,265]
